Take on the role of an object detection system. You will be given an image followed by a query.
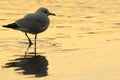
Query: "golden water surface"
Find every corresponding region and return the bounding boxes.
[0,0,120,80]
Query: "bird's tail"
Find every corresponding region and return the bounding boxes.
[3,23,19,29]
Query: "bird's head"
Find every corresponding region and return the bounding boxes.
[36,7,56,16]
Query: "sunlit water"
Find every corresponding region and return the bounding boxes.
[0,0,120,80]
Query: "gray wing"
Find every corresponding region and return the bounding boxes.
[16,14,49,34]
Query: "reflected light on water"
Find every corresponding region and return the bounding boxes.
[1,0,120,80]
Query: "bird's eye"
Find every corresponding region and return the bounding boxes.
[44,11,47,13]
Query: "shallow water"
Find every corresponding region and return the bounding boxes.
[1,0,120,80]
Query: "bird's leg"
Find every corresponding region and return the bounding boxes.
[25,33,33,46]
[25,33,33,57]
[34,34,37,56]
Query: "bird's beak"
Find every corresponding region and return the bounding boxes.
[49,12,56,16]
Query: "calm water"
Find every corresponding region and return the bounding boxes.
[0,0,120,80]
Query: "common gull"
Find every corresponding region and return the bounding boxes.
[3,7,56,57]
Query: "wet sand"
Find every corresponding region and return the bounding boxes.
[0,0,120,80]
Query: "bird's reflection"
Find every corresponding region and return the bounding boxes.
[3,55,48,77]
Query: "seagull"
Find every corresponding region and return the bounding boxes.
[3,7,56,57]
